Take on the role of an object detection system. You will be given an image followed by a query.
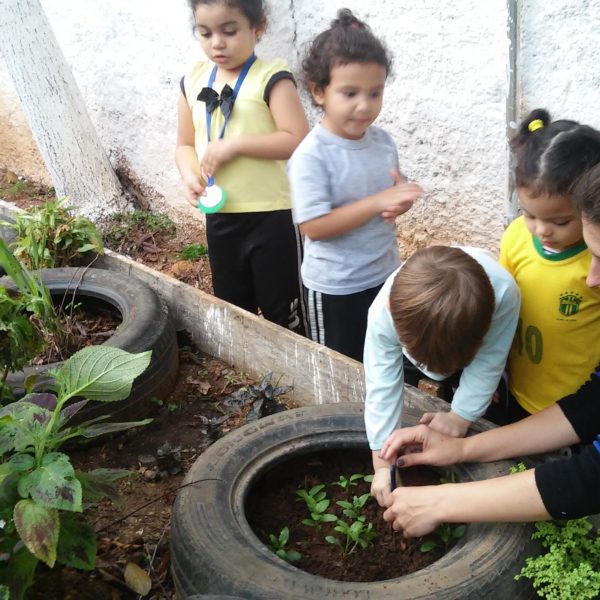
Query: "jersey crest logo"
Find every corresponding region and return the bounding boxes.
[558,291,582,317]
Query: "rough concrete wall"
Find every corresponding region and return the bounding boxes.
[519,0,600,131]
[0,1,598,250]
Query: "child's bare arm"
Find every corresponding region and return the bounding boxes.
[175,94,207,207]
[300,179,422,240]
[201,79,309,178]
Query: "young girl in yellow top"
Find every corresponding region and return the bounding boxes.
[498,109,600,420]
[176,0,308,334]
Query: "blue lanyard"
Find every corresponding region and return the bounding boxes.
[204,53,256,185]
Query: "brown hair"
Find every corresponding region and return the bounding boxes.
[390,246,495,375]
[572,163,600,226]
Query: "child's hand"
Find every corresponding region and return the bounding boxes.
[371,466,393,507]
[419,411,470,437]
[182,171,207,207]
[379,170,423,222]
[201,139,238,180]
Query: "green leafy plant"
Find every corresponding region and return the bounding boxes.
[179,243,208,261]
[1,197,104,270]
[268,527,301,562]
[515,518,600,599]
[420,523,466,552]
[0,239,60,402]
[335,493,371,521]
[326,519,376,556]
[331,473,373,492]
[509,462,527,474]
[0,345,152,599]
[295,484,337,529]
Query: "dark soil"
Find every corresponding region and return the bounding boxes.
[246,449,453,582]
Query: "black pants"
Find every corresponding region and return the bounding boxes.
[206,210,307,336]
[304,284,382,362]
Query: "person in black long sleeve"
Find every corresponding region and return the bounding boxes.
[376,162,600,537]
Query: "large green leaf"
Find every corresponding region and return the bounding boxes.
[2,544,38,600]
[19,452,82,512]
[77,468,130,504]
[52,346,152,402]
[56,513,96,570]
[13,499,59,567]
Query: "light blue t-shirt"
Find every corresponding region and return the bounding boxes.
[364,247,521,450]
[289,124,401,295]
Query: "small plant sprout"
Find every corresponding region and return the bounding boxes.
[268,527,301,563]
[296,484,337,529]
[331,473,372,491]
[179,243,208,261]
[326,519,376,556]
[336,493,371,521]
[420,523,466,553]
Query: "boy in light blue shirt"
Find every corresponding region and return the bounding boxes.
[365,246,520,506]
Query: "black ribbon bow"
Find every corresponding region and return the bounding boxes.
[197,84,235,119]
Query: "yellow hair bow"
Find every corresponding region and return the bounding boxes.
[528,119,544,132]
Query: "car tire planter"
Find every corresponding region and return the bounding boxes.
[2,267,179,422]
[171,402,535,600]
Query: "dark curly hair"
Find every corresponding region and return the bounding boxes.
[188,0,267,30]
[302,8,392,102]
[511,108,600,198]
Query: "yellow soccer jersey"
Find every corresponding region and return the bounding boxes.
[500,217,600,413]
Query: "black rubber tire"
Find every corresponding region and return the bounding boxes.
[171,403,535,600]
[0,214,16,276]
[2,267,179,422]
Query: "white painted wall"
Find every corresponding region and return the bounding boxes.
[1,0,598,252]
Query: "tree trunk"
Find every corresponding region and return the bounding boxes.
[0,0,129,218]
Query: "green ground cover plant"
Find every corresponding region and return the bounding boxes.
[515,518,600,599]
[179,243,208,261]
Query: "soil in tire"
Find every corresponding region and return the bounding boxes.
[245,447,454,582]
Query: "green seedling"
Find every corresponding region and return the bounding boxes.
[268,527,301,563]
[336,493,371,521]
[179,243,208,261]
[296,484,337,529]
[326,519,376,556]
[420,523,466,552]
[331,473,372,491]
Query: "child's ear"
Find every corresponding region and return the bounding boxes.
[309,82,325,106]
